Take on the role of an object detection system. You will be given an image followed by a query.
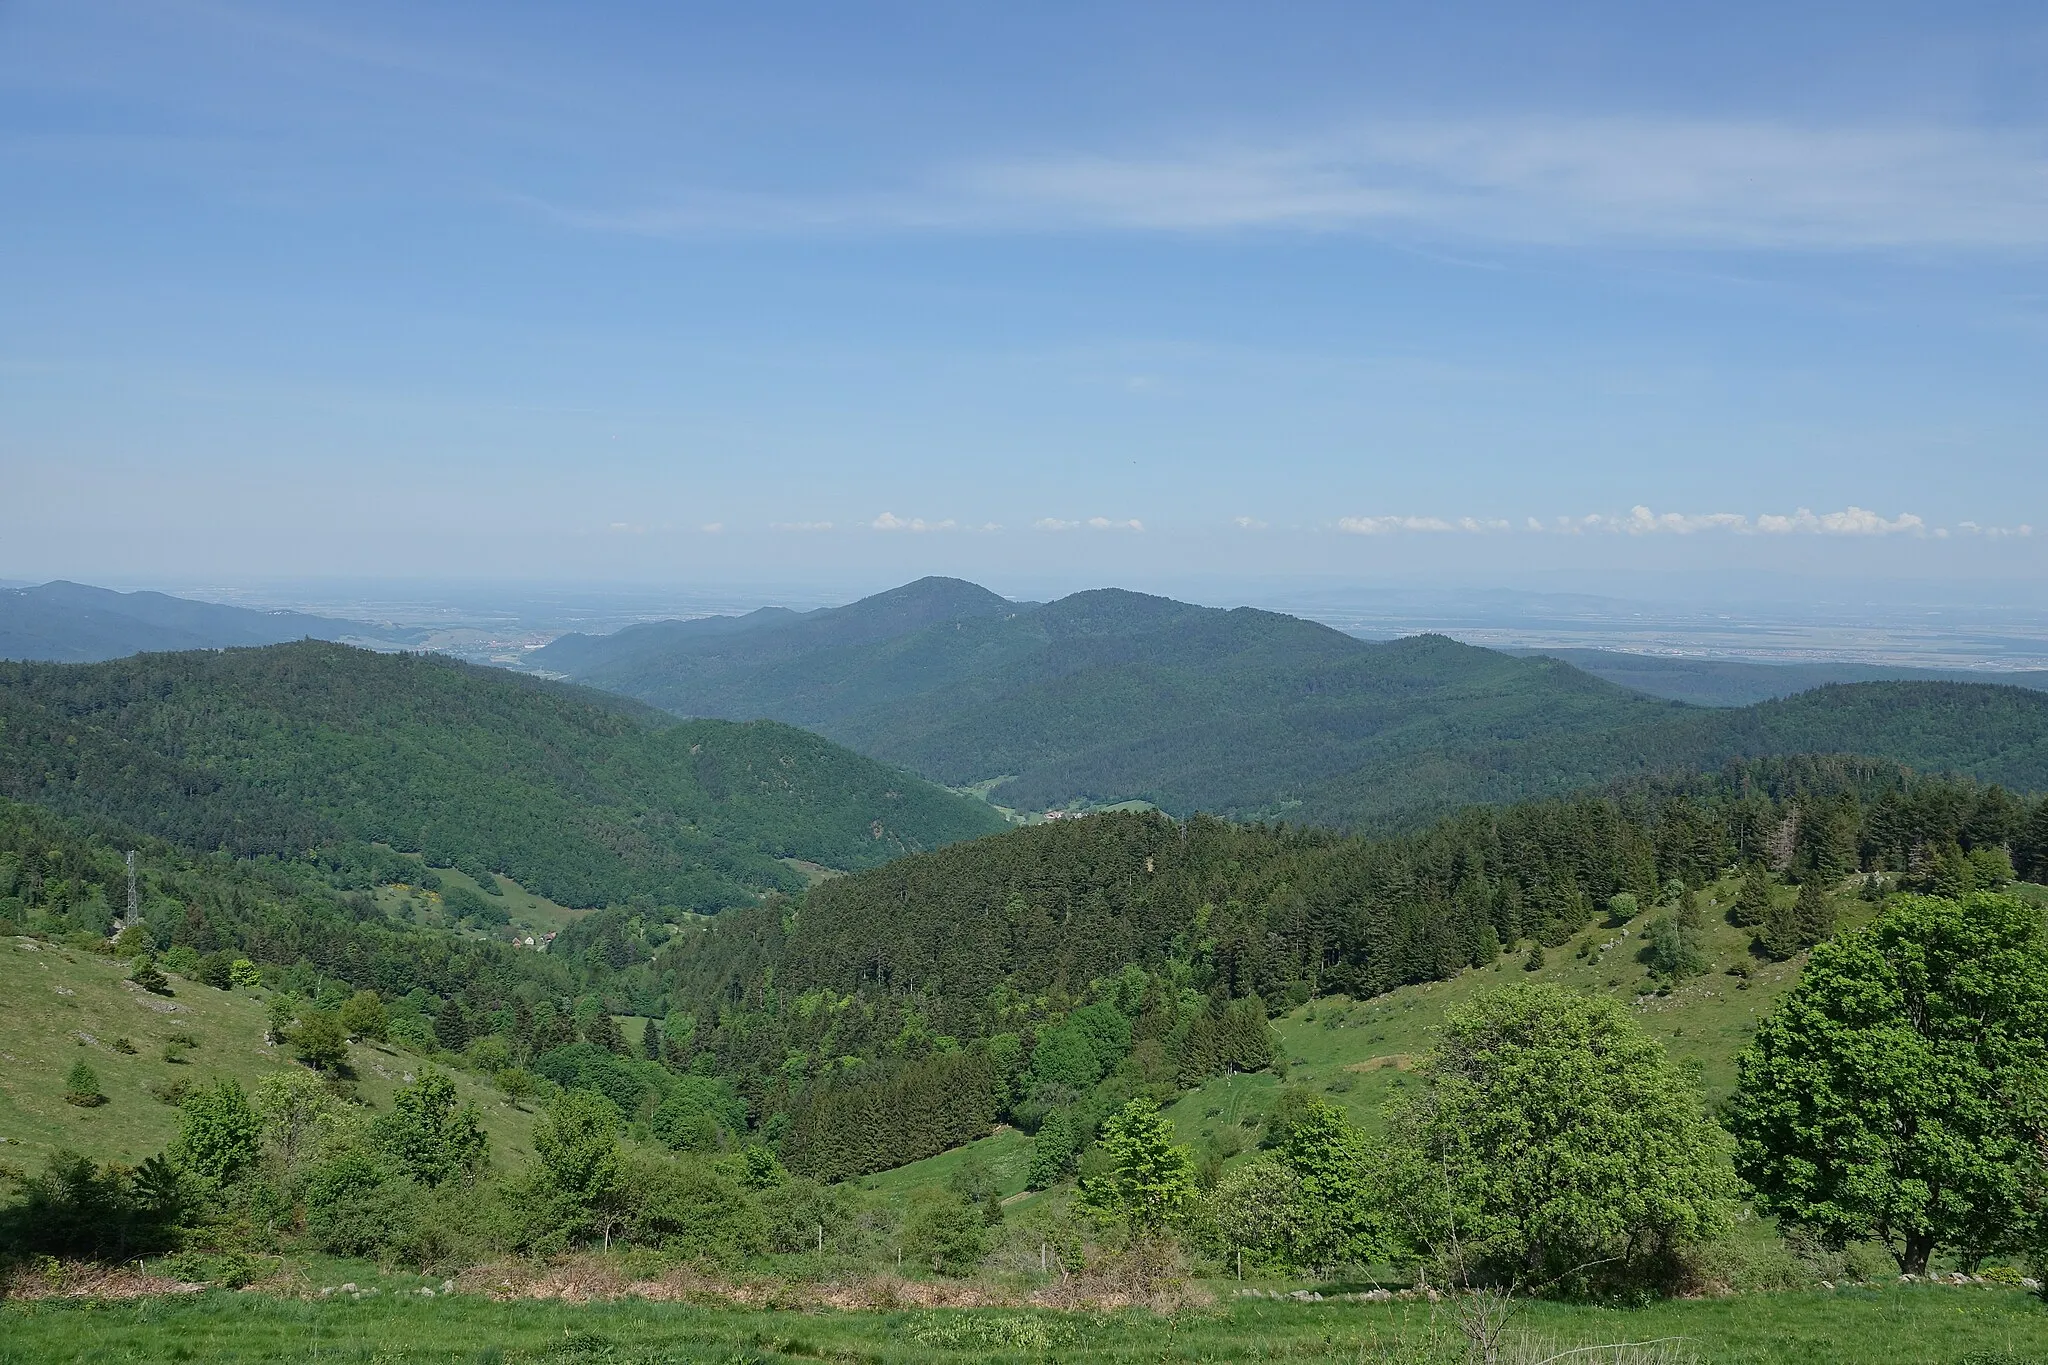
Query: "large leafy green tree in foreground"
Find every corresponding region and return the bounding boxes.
[1378,984,1735,1294]
[1729,892,2048,1275]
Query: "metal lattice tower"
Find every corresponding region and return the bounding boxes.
[126,850,138,928]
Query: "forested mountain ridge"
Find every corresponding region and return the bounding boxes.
[532,605,807,676]
[534,578,2048,829]
[0,579,421,661]
[649,753,2046,1179]
[536,576,1020,698]
[0,641,1006,910]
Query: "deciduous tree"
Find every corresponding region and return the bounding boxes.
[374,1071,487,1187]
[173,1079,263,1186]
[1078,1098,1197,1235]
[1729,892,2048,1275]
[1377,984,1734,1295]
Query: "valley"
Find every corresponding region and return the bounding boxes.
[5,586,2048,1364]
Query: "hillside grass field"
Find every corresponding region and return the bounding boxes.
[6,1282,2048,1363]
[0,939,538,1170]
[366,862,593,943]
[1173,867,1834,1146]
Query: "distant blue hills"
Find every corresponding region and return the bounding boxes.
[0,580,425,662]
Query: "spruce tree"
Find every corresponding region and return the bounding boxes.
[1732,863,1776,927]
[1929,843,1972,899]
[64,1060,106,1107]
[2017,798,2048,883]
[129,954,171,996]
[1760,891,1802,961]
[433,999,470,1053]
[1793,878,1835,948]
[1174,1011,1220,1086]
[585,1009,625,1055]
[642,1018,664,1062]
[1219,997,1275,1073]
[1677,888,1704,933]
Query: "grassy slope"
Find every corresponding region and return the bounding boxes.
[843,871,1852,1222]
[0,939,539,1170]
[8,1282,2048,1363]
[1165,870,1839,1148]
[366,863,593,943]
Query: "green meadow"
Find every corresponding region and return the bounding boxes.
[0,938,538,1170]
[6,1283,2048,1364]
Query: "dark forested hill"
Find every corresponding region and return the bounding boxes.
[0,580,421,661]
[531,605,810,677]
[532,576,1020,700]
[1523,646,2048,708]
[0,642,1006,910]
[534,579,2048,830]
[649,753,2048,1177]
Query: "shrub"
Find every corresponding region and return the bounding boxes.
[649,1075,747,1152]
[496,1067,540,1102]
[389,1013,436,1054]
[292,1009,350,1072]
[902,1190,988,1276]
[112,923,155,957]
[339,990,388,1042]
[622,1154,766,1264]
[172,1080,263,1186]
[64,1060,106,1107]
[129,954,172,996]
[759,1176,855,1254]
[304,1150,421,1257]
[0,1150,185,1260]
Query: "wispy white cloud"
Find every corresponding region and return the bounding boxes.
[543,118,2048,252]
[1034,516,1143,532]
[871,512,956,533]
[698,522,723,534]
[1549,505,1928,535]
[1233,516,1269,530]
[1753,506,1924,535]
[1957,520,2035,538]
[1349,505,1954,537]
[1338,515,1509,534]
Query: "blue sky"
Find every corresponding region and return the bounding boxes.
[3,1,2046,590]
